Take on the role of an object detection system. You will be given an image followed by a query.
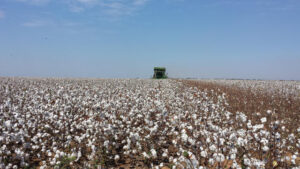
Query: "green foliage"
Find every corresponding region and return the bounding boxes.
[183,151,189,158]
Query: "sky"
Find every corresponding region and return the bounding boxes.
[0,0,300,80]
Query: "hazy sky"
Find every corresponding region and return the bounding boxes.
[0,0,300,80]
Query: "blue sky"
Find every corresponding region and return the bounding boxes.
[0,0,300,80]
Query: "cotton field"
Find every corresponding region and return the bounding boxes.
[0,77,299,169]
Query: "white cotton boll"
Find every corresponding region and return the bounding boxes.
[114,155,120,161]
[230,159,238,169]
[291,155,297,165]
[252,124,264,132]
[260,138,268,145]
[289,134,295,143]
[50,160,56,166]
[213,153,225,162]
[159,163,164,167]
[261,117,267,123]
[244,158,251,166]
[209,145,217,152]
[192,114,197,120]
[188,137,196,145]
[142,152,149,159]
[201,151,207,158]
[172,140,177,145]
[76,151,82,161]
[162,152,168,157]
[151,149,157,158]
[230,153,236,160]
[219,138,225,145]
[237,137,246,147]
[104,140,109,148]
[181,133,188,142]
[247,121,253,129]
[262,146,269,152]
[236,112,247,122]
[206,137,211,143]
[0,136,4,143]
[54,153,60,159]
[208,158,215,165]
[4,120,12,129]
[267,110,272,114]
[237,129,246,137]
[252,159,264,168]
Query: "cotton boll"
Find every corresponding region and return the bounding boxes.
[201,150,207,158]
[47,151,52,157]
[261,117,267,123]
[262,146,269,152]
[236,112,247,123]
[230,153,236,160]
[208,158,215,165]
[114,155,120,161]
[291,155,297,165]
[151,149,157,158]
[237,137,246,147]
[76,151,82,161]
[253,124,264,132]
[4,120,12,129]
[50,160,56,166]
[142,152,149,159]
[243,158,251,166]
[213,153,225,162]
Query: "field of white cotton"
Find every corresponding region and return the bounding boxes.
[0,77,299,169]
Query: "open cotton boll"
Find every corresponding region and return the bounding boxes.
[261,117,267,123]
[142,152,150,159]
[262,146,269,152]
[4,120,12,129]
[213,153,225,162]
[114,155,120,161]
[243,157,252,166]
[181,133,188,142]
[151,149,157,158]
[201,150,207,158]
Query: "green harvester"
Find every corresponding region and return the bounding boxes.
[153,67,168,79]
